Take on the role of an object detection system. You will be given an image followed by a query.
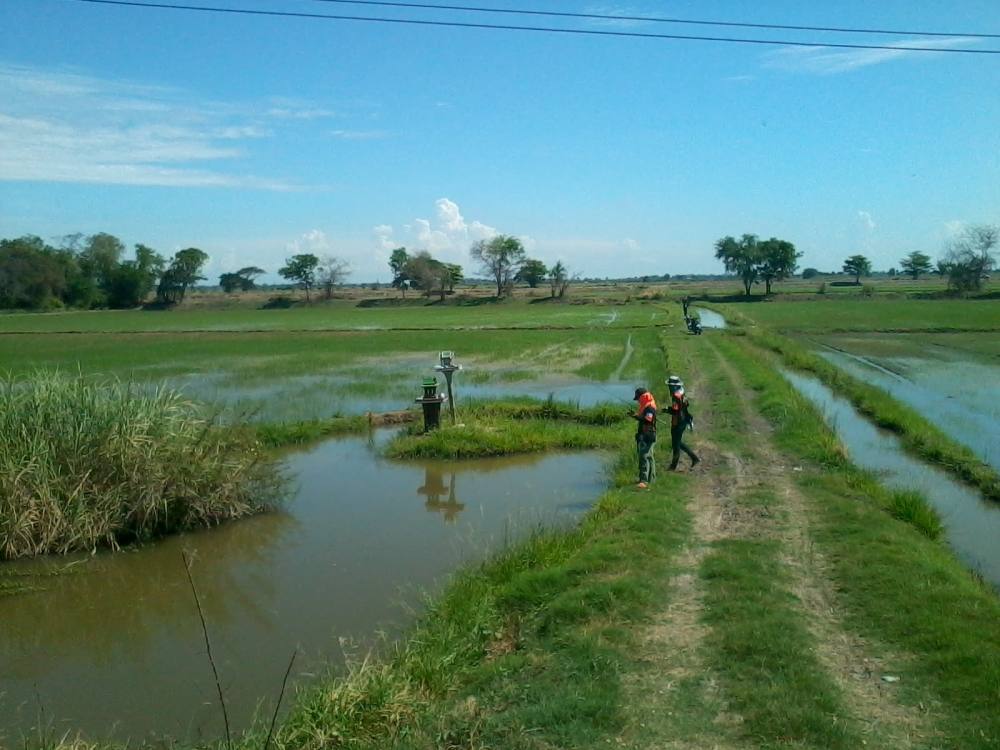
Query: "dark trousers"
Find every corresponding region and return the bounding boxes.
[637,435,656,483]
[669,425,698,469]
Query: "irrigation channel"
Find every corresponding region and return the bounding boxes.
[816,344,1000,471]
[690,307,727,329]
[782,369,1000,590]
[0,432,608,743]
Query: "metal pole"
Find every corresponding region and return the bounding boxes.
[445,371,456,424]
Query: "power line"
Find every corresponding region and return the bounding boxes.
[65,0,1000,54]
[309,0,1000,40]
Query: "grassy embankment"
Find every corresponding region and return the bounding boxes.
[0,372,281,561]
[711,331,1000,748]
[713,298,1000,500]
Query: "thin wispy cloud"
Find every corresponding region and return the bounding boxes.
[0,63,329,189]
[330,129,390,140]
[581,4,650,29]
[762,37,980,74]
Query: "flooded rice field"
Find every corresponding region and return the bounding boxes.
[814,334,1000,471]
[163,371,637,422]
[0,434,608,744]
[781,369,1000,590]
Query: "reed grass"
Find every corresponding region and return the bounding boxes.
[0,371,282,559]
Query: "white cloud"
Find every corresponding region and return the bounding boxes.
[943,220,965,237]
[858,211,876,232]
[0,63,322,189]
[373,224,396,250]
[762,37,978,74]
[286,229,330,254]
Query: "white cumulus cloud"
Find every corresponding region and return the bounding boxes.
[373,198,501,263]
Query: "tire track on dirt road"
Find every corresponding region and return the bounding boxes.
[704,336,935,748]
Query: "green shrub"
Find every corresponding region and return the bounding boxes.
[0,372,282,559]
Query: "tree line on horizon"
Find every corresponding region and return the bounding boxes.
[715,224,997,297]
[387,235,573,300]
[1,224,994,311]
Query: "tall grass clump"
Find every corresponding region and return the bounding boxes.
[0,371,282,559]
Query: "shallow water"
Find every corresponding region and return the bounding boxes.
[162,371,633,422]
[0,434,608,743]
[781,369,1000,590]
[816,346,1000,471]
[691,308,727,329]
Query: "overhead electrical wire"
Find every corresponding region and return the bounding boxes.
[65,0,1000,54]
[308,0,1000,40]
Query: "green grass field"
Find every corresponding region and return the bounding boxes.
[718,297,1000,332]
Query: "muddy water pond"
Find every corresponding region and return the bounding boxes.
[0,434,608,744]
[781,369,1000,590]
[815,343,1000,471]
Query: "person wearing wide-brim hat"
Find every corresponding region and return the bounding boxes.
[631,386,658,489]
[666,375,700,470]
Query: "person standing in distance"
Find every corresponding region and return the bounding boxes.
[666,375,700,471]
[631,387,658,489]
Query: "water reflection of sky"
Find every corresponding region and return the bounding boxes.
[691,308,727,329]
[782,369,1000,592]
[818,349,1000,470]
[0,433,608,744]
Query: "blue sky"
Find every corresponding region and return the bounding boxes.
[1,0,998,283]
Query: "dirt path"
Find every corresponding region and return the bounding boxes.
[622,334,933,748]
[621,347,753,748]
[704,337,934,748]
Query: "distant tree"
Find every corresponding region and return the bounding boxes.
[801,267,820,279]
[104,243,166,308]
[444,263,463,292]
[0,235,66,309]
[317,256,350,300]
[157,247,208,306]
[549,260,571,298]
[842,254,872,284]
[279,253,320,301]
[516,258,548,288]
[219,266,266,293]
[389,247,410,297]
[940,224,997,293]
[900,251,933,280]
[714,234,761,297]
[404,252,451,301]
[470,235,526,298]
[757,237,801,295]
[887,267,897,277]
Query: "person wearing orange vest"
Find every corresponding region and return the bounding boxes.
[666,375,700,470]
[631,386,658,489]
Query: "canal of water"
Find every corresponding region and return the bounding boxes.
[691,308,727,329]
[0,434,608,744]
[816,345,1000,472]
[781,369,1000,591]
